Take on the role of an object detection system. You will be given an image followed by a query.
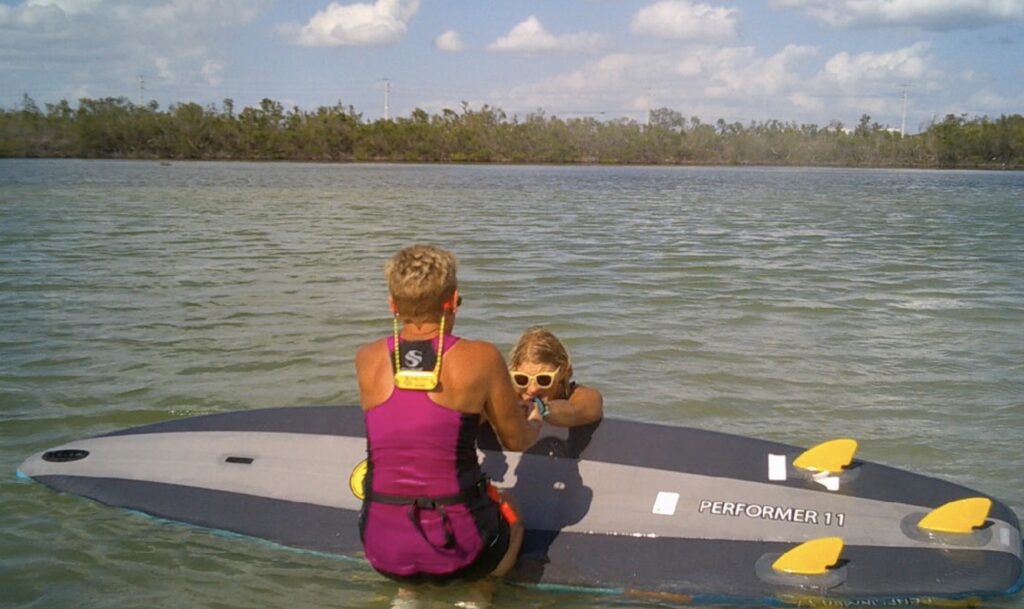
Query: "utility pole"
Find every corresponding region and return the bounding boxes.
[644,86,653,127]
[896,84,912,137]
[138,75,145,107]
[382,78,390,121]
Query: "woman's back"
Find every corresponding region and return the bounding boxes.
[356,244,541,582]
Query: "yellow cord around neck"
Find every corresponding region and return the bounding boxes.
[392,313,446,391]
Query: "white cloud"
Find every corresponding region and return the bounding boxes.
[291,0,421,47]
[435,30,464,52]
[155,57,173,81]
[788,91,825,113]
[140,1,266,29]
[487,15,604,52]
[0,0,268,96]
[966,88,1021,113]
[631,0,740,42]
[821,42,932,92]
[24,0,103,16]
[773,0,1024,30]
[779,42,948,125]
[705,44,819,98]
[0,3,54,29]
[494,44,818,119]
[201,60,224,86]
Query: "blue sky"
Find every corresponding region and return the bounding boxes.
[1,0,1022,132]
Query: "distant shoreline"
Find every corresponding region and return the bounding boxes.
[5,156,1021,172]
[4,97,1022,171]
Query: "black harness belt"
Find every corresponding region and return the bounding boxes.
[364,478,491,549]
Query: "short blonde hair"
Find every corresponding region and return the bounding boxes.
[509,326,573,380]
[385,245,458,323]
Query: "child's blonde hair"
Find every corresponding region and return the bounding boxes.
[385,245,458,323]
[509,326,573,380]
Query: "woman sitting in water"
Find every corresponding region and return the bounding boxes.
[508,326,603,427]
[355,244,543,583]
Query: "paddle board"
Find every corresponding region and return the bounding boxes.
[17,405,1023,606]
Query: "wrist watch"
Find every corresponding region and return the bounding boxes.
[532,396,550,418]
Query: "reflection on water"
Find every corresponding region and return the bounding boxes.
[2,160,1023,609]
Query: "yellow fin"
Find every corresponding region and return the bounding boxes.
[918,497,992,534]
[772,537,844,575]
[793,438,858,473]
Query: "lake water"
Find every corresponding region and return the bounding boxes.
[1,159,1022,609]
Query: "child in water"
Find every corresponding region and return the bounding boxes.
[508,326,603,427]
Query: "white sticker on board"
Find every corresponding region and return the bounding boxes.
[768,454,788,481]
[653,491,680,515]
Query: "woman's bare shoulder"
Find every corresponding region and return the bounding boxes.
[450,337,503,362]
[356,338,388,368]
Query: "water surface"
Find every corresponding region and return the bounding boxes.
[2,160,1022,608]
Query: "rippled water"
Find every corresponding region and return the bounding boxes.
[2,159,1023,608]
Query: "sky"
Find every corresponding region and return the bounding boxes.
[1,0,1022,132]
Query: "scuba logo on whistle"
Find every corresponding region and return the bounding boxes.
[404,350,424,370]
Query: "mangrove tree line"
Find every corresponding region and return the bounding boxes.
[2,95,1022,169]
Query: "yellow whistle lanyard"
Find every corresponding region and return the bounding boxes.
[392,313,446,378]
